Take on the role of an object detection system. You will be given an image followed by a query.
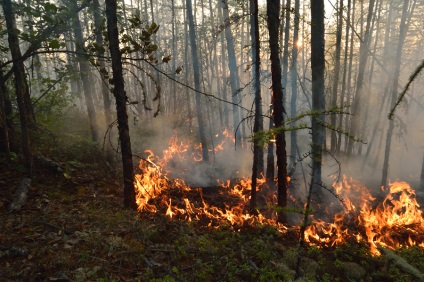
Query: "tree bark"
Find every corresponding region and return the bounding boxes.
[381,0,411,188]
[2,0,33,177]
[221,0,242,148]
[93,0,114,161]
[347,0,375,155]
[330,0,343,153]
[337,0,351,153]
[105,0,137,209]
[267,0,288,223]
[310,0,325,196]
[289,0,300,167]
[0,64,10,154]
[69,0,100,143]
[186,0,209,162]
[249,0,263,211]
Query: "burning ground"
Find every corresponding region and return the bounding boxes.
[1,134,424,281]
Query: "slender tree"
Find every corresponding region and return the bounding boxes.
[249,0,263,211]
[330,0,343,153]
[186,0,209,162]
[69,0,100,143]
[105,0,137,209]
[347,0,375,155]
[310,0,325,195]
[93,0,114,161]
[337,0,351,153]
[381,0,412,188]
[2,0,33,177]
[220,0,242,148]
[289,0,300,167]
[267,0,288,223]
[0,65,10,154]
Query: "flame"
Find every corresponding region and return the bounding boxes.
[134,133,278,229]
[135,135,424,255]
[305,176,424,255]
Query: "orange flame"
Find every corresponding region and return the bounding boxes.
[135,135,424,255]
[305,176,424,255]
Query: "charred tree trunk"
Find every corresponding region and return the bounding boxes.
[105,0,137,209]
[186,0,209,162]
[310,0,325,196]
[249,0,263,211]
[70,0,100,143]
[267,0,288,223]
[2,0,33,177]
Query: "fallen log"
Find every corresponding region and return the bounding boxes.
[377,245,424,281]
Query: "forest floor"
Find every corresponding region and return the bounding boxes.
[1,154,424,282]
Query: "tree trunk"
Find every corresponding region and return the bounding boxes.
[381,0,411,188]
[105,0,137,209]
[182,0,193,130]
[281,0,291,102]
[420,152,424,190]
[69,0,100,143]
[310,0,325,196]
[337,0,351,153]
[347,0,375,155]
[0,64,10,154]
[343,0,356,152]
[267,0,288,223]
[218,4,229,128]
[2,0,33,177]
[249,0,263,211]
[221,0,242,148]
[93,0,114,161]
[186,0,209,162]
[330,0,343,153]
[289,0,300,167]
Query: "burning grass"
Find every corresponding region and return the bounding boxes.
[134,134,424,256]
[2,145,424,281]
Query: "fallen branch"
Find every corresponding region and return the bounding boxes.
[377,245,424,281]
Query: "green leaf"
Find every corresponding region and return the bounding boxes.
[49,39,60,49]
[44,3,58,13]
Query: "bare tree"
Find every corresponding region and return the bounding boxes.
[2,0,33,177]
[69,0,100,143]
[105,0,137,209]
[249,0,263,211]
[267,0,288,223]
[186,0,209,162]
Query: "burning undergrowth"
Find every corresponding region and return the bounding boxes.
[134,133,424,255]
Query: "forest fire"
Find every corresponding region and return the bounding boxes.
[134,135,424,255]
[305,177,424,255]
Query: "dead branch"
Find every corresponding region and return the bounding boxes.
[377,246,424,281]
